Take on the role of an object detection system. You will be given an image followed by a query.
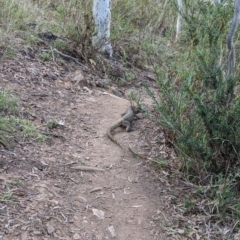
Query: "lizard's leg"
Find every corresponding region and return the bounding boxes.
[121,108,128,117]
[121,111,126,117]
[121,106,132,117]
[122,120,131,132]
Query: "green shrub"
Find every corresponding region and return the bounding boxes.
[149,1,240,226]
[153,0,238,181]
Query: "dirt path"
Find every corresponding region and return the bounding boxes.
[0,55,171,240]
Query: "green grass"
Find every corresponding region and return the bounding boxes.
[0,90,47,148]
[40,52,51,61]
[0,89,17,112]
[0,191,13,203]
[46,120,59,129]
[14,118,48,141]
[0,178,23,204]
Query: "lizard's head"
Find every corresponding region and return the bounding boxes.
[131,105,142,114]
[132,104,147,115]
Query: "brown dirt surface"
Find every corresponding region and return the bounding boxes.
[0,52,179,240]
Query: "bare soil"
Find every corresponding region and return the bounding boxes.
[0,52,178,240]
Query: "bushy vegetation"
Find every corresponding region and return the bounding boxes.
[150,0,240,231]
[155,1,238,177]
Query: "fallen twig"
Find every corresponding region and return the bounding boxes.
[51,47,84,66]
[70,166,105,172]
[41,132,66,140]
[90,187,103,193]
[102,91,123,100]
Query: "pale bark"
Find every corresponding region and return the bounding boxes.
[92,0,113,57]
[227,0,240,75]
[176,0,183,39]
[175,0,221,39]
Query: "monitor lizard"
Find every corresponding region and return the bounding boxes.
[107,105,139,156]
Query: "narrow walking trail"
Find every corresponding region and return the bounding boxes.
[0,55,172,239]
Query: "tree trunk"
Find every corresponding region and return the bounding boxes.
[176,0,183,39]
[92,0,113,57]
[227,0,240,75]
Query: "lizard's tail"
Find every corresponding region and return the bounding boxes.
[107,129,126,157]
